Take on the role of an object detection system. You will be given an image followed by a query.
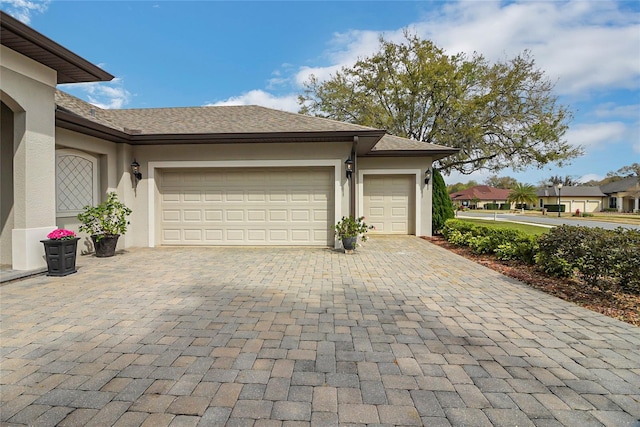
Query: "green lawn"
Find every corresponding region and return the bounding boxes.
[456,218,550,235]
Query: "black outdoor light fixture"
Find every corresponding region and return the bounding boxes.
[424,168,432,185]
[131,159,142,181]
[345,157,354,179]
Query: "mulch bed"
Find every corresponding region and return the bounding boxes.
[424,236,640,327]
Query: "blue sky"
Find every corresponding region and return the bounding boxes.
[3,0,639,186]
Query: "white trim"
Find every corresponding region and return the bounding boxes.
[357,169,422,236]
[148,159,342,247]
[55,149,99,217]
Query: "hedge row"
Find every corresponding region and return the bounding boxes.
[483,203,511,210]
[441,219,538,264]
[441,220,640,294]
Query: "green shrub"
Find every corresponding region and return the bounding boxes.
[442,219,538,263]
[432,169,455,234]
[535,225,640,293]
[484,203,499,210]
[582,213,594,217]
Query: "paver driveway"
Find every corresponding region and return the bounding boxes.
[1,236,638,427]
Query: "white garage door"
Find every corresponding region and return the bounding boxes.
[159,167,333,245]
[363,175,415,234]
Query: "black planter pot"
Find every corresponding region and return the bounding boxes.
[91,235,120,257]
[341,236,358,251]
[41,238,79,276]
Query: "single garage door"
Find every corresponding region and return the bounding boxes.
[159,167,333,245]
[363,174,414,234]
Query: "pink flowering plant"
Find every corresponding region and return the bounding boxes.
[334,216,374,241]
[47,228,77,240]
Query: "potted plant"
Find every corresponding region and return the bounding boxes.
[41,228,80,276]
[334,216,374,251]
[78,192,132,257]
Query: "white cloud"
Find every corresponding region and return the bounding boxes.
[289,1,639,96]
[0,0,50,23]
[206,90,299,112]
[592,103,640,119]
[60,78,131,109]
[564,122,627,149]
[577,173,604,183]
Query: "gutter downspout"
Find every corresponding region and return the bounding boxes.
[350,136,358,217]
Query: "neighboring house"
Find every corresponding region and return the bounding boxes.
[1,12,458,271]
[449,186,513,209]
[536,186,606,214]
[599,176,640,213]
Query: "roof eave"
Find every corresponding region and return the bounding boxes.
[1,11,114,83]
[364,149,460,160]
[56,109,129,143]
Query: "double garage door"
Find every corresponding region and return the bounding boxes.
[159,168,333,245]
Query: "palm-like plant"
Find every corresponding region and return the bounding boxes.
[507,183,538,213]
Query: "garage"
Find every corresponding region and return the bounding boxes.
[363,174,415,234]
[158,167,333,245]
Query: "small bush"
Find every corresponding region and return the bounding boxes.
[582,213,594,217]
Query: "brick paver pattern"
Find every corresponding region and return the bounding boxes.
[1,236,638,426]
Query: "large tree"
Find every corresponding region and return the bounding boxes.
[608,163,640,178]
[447,180,479,194]
[299,34,580,175]
[484,175,518,189]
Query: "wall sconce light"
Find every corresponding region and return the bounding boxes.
[131,159,142,181]
[424,168,432,185]
[345,157,354,179]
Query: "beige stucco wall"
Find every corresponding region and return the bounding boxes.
[55,128,125,254]
[50,133,438,249]
[1,45,58,270]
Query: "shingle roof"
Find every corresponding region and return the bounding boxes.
[56,91,377,135]
[536,186,606,197]
[54,90,460,157]
[370,134,460,158]
[450,186,512,201]
[599,176,640,194]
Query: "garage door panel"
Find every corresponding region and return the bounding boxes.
[184,229,202,241]
[163,229,181,241]
[205,229,223,240]
[248,191,266,202]
[226,229,245,241]
[269,229,288,241]
[205,210,223,221]
[163,210,180,221]
[183,210,202,221]
[204,191,222,201]
[364,175,414,235]
[160,168,333,245]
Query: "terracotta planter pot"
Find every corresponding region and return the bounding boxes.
[91,235,120,257]
[41,238,79,276]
